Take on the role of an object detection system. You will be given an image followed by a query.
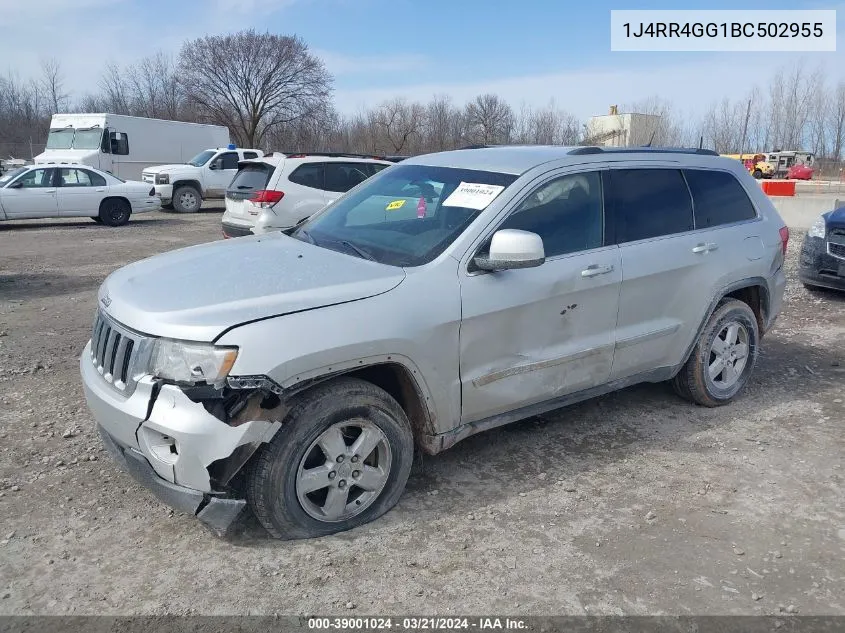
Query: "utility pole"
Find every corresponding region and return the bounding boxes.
[739,98,752,156]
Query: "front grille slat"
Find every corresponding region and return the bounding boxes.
[828,242,845,259]
[88,309,150,395]
[118,339,134,385]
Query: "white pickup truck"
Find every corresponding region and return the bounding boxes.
[142,145,263,212]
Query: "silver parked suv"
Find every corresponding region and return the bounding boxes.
[80,145,789,539]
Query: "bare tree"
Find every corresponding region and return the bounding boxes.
[39,58,69,113]
[98,62,132,115]
[465,93,514,145]
[178,30,333,148]
[372,98,424,153]
[829,81,845,160]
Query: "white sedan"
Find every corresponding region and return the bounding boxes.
[0,163,160,226]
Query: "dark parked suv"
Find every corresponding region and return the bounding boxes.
[799,207,845,292]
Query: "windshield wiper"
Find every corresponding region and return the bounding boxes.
[295,228,316,244]
[339,240,377,262]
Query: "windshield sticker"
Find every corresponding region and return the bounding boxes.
[442,182,505,210]
[417,197,427,218]
[385,199,406,211]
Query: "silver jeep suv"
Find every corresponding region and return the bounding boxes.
[80,145,789,539]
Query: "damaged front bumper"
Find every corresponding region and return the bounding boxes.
[80,341,280,535]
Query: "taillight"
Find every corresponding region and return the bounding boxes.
[779,226,789,256]
[249,190,284,208]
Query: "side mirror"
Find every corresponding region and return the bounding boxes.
[7,181,23,189]
[473,229,545,271]
[209,159,221,171]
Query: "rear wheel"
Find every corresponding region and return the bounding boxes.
[172,185,201,213]
[97,199,130,227]
[247,377,414,540]
[672,299,759,407]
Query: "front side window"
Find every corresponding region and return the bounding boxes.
[110,132,129,156]
[216,152,239,170]
[292,164,517,267]
[608,168,693,243]
[684,170,757,228]
[498,171,603,257]
[59,168,93,187]
[14,168,55,188]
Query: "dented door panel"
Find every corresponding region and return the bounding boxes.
[458,246,622,424]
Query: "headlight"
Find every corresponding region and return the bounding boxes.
[808,216,826,239]
[155,173,169,185]
[150,339,238,385]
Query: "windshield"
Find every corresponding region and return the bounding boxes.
[46,128,75,149]
[0,167,27,187]
[188,150,216,167]
[72,128,104,149]
[291,164,517,267]
[45,127,103,150]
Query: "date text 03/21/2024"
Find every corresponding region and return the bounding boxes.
[307,617,528,630]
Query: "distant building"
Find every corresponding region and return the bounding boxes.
[585,105,662,147]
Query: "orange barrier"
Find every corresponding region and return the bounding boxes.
[762,180,796,197]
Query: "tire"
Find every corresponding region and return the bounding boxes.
[162,202,175,211]
[247,377,414,540]
[752,169,763,179]
[172,185,201,213]
[97,199,131,227]
[672,298,759,407]
[91,217,103,224]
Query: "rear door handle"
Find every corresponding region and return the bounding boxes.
[95,188,106,192]
[581,264,614,278]
[692,242,719,253]
[44,189,57,194]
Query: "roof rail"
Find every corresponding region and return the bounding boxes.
[458,144,492,150]
[279,151,389,160]
[569,146,719,156]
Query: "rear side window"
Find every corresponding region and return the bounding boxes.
[227,163,273,199]
[242,151,258,160]
[608,169,693,243]
[288,163,324,190]
[86,170,107,186]
[683,170,757,228]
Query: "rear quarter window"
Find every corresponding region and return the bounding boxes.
[288,163,325,190]
[683,169,757,228]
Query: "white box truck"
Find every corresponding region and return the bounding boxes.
[34,114,230,181]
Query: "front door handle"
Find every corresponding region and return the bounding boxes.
[581,264,614,278]
[692,242,719,254]
[44,189,57,194]
[95,188,106,192]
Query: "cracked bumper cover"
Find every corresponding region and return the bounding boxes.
[80,342,276,532]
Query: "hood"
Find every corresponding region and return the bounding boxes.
[142,164,193,174]
[825,206,845,229]
[99,232,406,342]
[34,149,97,163]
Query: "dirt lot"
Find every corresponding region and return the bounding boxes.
[0,209,843,616]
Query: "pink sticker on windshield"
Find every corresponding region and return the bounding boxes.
[417,197,426,218]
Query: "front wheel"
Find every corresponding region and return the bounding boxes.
[172,185,201,213]
[752,169,763,179]
[672,299,759,407]
[247,378,414,539]
[98,199,130,227]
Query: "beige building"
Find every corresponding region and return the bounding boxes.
[585,105,662,147]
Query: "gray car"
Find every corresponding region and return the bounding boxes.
[80,145,789,539]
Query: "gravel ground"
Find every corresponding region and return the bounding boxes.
[0,209,843,616]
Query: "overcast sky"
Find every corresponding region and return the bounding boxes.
[1,0,842,121]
